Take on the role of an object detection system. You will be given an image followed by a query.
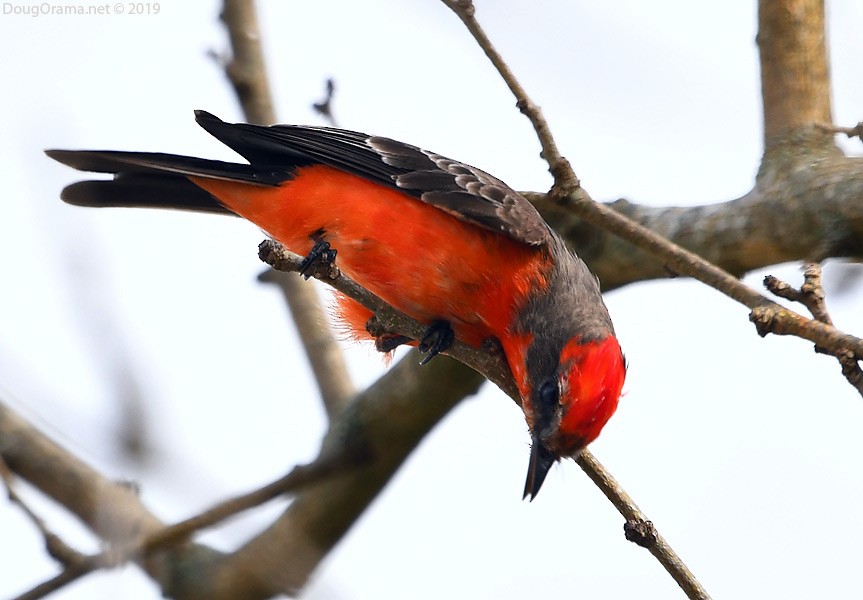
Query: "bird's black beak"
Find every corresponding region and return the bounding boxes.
[523,437,556,501]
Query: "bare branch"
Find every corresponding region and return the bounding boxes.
[0,400,164,545]
[578,184,858,349]
[443,0,862,394]
[816,121,863,142]
[757,0,832,149]
[765,263,832,325]
[0,400,216,600]
[225,350,484,596]
[259,240,517,398]
[440,0,857,597]
[312,77,338,127]
[577,452,712,600]
[220,0,274,126]
[257,269,355,417]
[220,0,354,416]
[258,230,705,596]
[5,411,360,600]
[761,263,863,396]
[438,3,716,599]
[440,0,576,192]
[153,452,361,550]
[12,559,108,600]
[0,456,86,569]
[536,185,863,363]
[525,159,863,293]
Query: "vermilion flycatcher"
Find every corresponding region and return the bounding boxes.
[47,111,626,499]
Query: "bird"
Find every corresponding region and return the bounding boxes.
[47,111,626,499]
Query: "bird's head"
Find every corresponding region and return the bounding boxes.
[521,335,626,500]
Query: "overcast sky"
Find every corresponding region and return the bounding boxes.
[2,1,863,599]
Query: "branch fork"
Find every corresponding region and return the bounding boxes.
[760,262,863,393]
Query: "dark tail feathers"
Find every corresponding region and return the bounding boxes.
[46,111,294,213]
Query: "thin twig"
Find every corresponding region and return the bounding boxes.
[563,193,863,362]
[576,453,711,600]
[0,456,86,569]
[139,450,361,556]
[815,121,863,141]
[220,0,354,416]
[764,263,833,325]
[12,560,103,600]
[261,211,709,595]
[441,0,862,382]
[312,77,338,127]
[442,0,862,591]
[10,450,359,600]
[441,2,713,598]
[762,263,863,396]
[257,269,355,416]
[440,0,575,190]
[220,0,274,126]
[0,399,171,600]
[258,240,518,399]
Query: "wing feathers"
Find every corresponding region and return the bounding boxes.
[193,111,552,246]
[51,112,552,247]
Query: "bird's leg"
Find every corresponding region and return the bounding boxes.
[299,231,339,280]
[375,334,413,353]
[481,336,505,357]
[366,315,412,354]
[417,319,454,365]
[365,316,454,365]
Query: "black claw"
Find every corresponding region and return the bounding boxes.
[299,235,337,280]
[417,319,454,365]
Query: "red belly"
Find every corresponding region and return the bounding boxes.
[191,165,549,347]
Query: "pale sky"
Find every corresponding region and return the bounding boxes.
[2,1,862,599]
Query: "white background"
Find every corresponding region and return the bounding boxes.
[1,1,862,599]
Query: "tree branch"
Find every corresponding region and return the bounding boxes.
[757,0,832,149]
[761,263,863,395]
[441,0,861,597]
[816,120,863,142]
[220,0,274,127]
[440,3,713,598]
[211,343,485,596]
[0,400,225,600]
[576,453,711,600]
[439,0,572,187]
[258,241,517,398]
[533,180,863,371]
[3,397,373,600]
[311,77,338,128]
[15,1,860,598]
[257,269,355,417]
[220,0,354,417]
[0,455,86,570]
[524,156,863,293]
[443,0,861,397]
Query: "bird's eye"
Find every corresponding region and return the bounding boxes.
[537,379,559,410]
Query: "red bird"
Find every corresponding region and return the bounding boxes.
[47,111,626,499]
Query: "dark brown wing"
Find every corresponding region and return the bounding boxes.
[194,111,552,247]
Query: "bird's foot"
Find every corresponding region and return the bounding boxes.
[299,234,339,280]
[365,316,454,365]
[417,319,454,365]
